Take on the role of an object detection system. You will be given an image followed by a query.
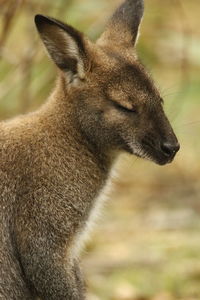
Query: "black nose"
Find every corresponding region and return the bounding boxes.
[160,141,180,158]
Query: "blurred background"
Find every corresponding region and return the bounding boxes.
[0,0,200,299]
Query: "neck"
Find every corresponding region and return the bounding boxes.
[35,75,120,256]
[41,74,116,173]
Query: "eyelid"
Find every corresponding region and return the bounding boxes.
[113,101,137,113]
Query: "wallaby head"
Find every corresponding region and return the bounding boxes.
[35,0,179,166]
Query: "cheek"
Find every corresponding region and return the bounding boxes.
[103,108,125,125]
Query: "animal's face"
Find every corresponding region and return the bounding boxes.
[35,0,180,165]
[74,52,179,165]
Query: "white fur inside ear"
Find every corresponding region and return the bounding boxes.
[64,33,85,80]
[134,16,143,46]
[41,27,85,82]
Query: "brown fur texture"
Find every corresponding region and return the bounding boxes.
[0,0,179,299]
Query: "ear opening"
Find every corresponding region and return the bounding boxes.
[35,15,90,83]
[97,0,144,50]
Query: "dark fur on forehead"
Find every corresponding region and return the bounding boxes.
[97,56,159,102]
[122,63,159,96]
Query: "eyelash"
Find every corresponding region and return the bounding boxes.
[113,102,137,113]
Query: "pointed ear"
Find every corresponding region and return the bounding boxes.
[97,0,144,49]
[35,15,90,83]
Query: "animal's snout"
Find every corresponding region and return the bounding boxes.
[160,141,180,159]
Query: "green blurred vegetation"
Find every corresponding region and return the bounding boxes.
[0,0,200,299]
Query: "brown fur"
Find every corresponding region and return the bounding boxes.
[0,0,179,299]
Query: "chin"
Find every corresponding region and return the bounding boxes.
[149,155,175,166]
[133,151,175,166]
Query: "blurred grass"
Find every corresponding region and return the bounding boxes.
[0,0,200,299]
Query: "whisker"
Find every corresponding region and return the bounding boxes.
[162,92,178,98]
[175,120,200,128]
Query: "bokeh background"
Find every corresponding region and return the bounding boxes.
[0,0,200,299]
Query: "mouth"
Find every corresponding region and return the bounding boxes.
[135,150,173,165]
[141,143,179,165]
[127,141,179,166]
[152,154,175,166]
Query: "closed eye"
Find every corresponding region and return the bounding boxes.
[113,101,137,113]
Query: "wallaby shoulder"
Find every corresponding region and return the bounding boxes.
[0,79,108,228]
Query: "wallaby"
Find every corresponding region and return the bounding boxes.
[0,0,180,299]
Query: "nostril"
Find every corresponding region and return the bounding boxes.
[161,143,173,157]
[175,142,180,153]
[160,142,180,157]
